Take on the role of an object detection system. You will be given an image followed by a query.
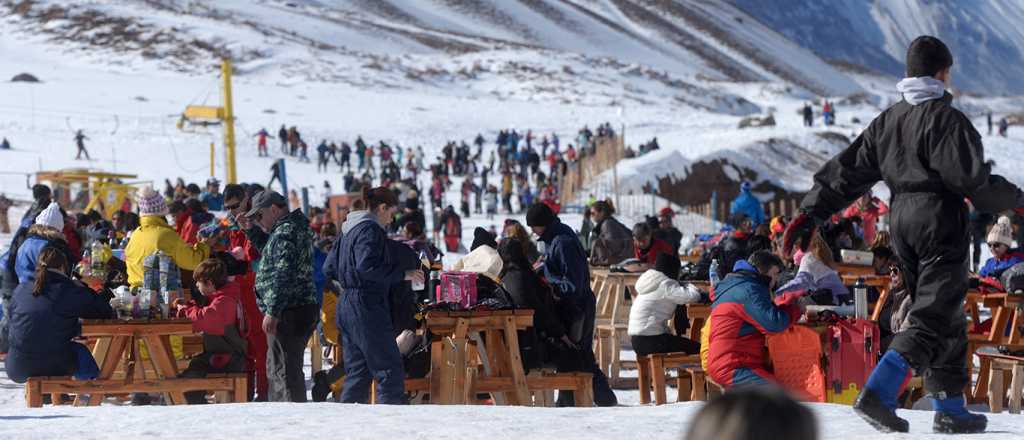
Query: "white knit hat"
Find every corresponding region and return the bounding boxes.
[136,186,168,216]
[452,245,503,282]
[987,216,1014,247]
[34,202,64,231]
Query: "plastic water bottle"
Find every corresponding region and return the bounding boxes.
[428,270,441,304]
[853,277,868,319]
[709,258,721,285]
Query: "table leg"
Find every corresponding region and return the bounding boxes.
[1010,364,1023,414]
[450,319,470,405]
[503,317,531,406]
[429,340,445,404]
[1008,309,1021,345]
[84,335,130,406]
[144,335,186,404]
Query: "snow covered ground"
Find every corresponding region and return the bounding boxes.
[1,356,1024,440]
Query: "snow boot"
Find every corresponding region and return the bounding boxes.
[853,350,910,433]
[311,370,330,403]
[931,394,987,434]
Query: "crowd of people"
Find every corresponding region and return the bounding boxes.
[1,34,1019,438]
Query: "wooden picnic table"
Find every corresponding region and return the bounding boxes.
[835,263,877,277]
[73,319,244,406]
[970,292,1024,403]
[423,310,539,405]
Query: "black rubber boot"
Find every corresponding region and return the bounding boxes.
[311,370,330,403]
[933,411,987,434]
[853,388,910,433]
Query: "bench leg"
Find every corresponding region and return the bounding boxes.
[575,375,594,407]
[637,357,651,405]
[652,356,667,405]
[1010,365,1023,415]
[989,368,1004,413]
[26,380,42,408]
[677,372,692,403]
[234,376,248,403]
[692,374,707,401]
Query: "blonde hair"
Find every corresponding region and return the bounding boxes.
[809,233,836,269]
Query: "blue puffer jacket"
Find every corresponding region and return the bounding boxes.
[730,188,765,226]
[15,228,71,284]
[330,211,418,296]
[538,219,592,303]
[5,270,114,383]
[980,250,1024,279]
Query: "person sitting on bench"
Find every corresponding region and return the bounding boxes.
[5,247,114,384]
[703,251,804,388]
[628,253,702,356]
[174,258,248,404]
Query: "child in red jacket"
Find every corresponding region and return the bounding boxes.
[175,258,248,404]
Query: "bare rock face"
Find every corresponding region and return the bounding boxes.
[11,73,40,83]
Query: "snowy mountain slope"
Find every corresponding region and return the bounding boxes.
[732,0,1024,95]
[2,0,862,96]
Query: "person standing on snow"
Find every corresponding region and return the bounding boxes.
[729,182,765,227]
[74,130,90,160]
[242,190,319,402]
[330,187,421,404]
[255,128,269,157]
[277,125,288,154]
[784,36,1022,434]
[802,103,814,127]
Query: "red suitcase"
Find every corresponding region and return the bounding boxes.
[826,318,880,404]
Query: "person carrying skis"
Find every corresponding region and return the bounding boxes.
[74,130,90,160]
[783,36,1023,434]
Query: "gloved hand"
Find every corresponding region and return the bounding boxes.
[558,334,580,351]
[782,212,817,258]
[698,290,711,304]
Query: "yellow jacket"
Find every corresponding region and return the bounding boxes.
[125,215,210,287]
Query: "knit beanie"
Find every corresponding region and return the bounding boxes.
[987,216,1014,247]
[470,227,497,252]
[137,186,169,217]
[34,202,64,231]
[526,203,556,227]
[654,252,680,280]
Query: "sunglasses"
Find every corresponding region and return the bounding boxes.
[889,265,900,276]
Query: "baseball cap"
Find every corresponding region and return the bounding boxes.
[243,190,287,218]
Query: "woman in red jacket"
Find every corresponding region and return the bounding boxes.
[175,258,248,404]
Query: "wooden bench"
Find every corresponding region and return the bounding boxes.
[372,372,593,407]
[636,352,703,405]
[25,373,247,407]
[983,353,1024,414]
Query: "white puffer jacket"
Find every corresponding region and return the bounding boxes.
[627,269,702,336]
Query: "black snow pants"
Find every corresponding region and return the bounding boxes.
[888,192,969,396]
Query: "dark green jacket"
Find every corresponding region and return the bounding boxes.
[253,209,317,317]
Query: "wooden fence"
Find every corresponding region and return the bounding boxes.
[558,134,625,207]
[686,198,803,224]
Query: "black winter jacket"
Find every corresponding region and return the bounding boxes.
[5,270,114,383]
[802,93,1022,217]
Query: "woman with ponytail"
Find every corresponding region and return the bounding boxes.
[330,186,421,404]
[4,247,114,384]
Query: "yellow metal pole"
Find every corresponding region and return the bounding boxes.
[221,59,238,184]
[210,142,215,177]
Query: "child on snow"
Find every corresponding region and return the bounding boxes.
[175,258,248,404]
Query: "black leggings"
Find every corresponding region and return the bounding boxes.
[630,334,700,357]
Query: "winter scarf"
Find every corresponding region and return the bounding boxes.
[896,77,946,105]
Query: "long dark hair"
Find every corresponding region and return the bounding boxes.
[32,247,68,297]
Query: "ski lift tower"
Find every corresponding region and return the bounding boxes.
[178,59,238,184]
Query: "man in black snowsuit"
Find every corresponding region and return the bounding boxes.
[784,36,1022,434]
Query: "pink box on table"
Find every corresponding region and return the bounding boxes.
[437,271,478,309]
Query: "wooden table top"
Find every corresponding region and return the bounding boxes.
[81,319,195,337]
[424,309,535,333]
